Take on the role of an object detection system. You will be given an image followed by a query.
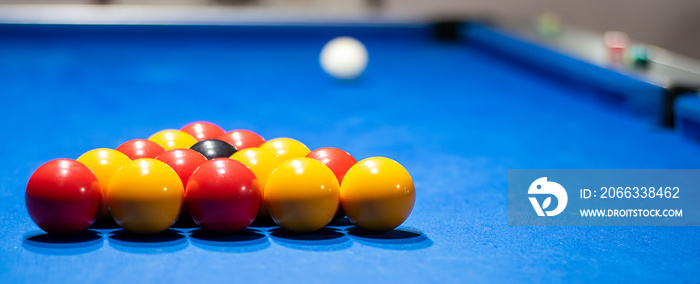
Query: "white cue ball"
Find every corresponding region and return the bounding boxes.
[319,36,368,80]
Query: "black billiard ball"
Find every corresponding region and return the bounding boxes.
[189,139,238,160]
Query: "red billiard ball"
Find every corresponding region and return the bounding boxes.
[181,121,226,142]
[155,149,208,188]
[306,147,357,184]
[217,129,265,151]
[116,139,166,160]
[25,159,101,234]
[185,158,261,233]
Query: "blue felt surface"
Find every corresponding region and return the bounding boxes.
[0,24,698,283]
[675,93,700,143]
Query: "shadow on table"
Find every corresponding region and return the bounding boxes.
[171,213,199,229]
[22,230,103,255]
[346,226,433,250]
[327,217,354,228]
[90,218,120,229]
[189,228,269,253]
[89,218,121,235]
[269,227,352,251]
[248,216,278,230]
[107,229,188,254]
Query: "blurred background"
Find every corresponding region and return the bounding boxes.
[0,0,698,60]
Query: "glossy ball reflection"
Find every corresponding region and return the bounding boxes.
[340,157,415,231]
[116,139,166,160]
[25,159,101,234]
[181,121,226,142]
[186,158,261,233]
[264,157,340,233]
[260,138,310,162]
[107,159,184,234]
[189,139,237,160]
[148,129,197,151]
[217,129,266,150]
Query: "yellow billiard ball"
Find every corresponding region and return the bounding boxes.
[106,158,184,234]
[264,157,339,233]
[340,157,415,231]
[230,148,284,219]
[76,148,132,219]
[259,138,310,162]
[148,129,197,151]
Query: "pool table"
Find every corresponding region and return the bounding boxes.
[0,21,699,283]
